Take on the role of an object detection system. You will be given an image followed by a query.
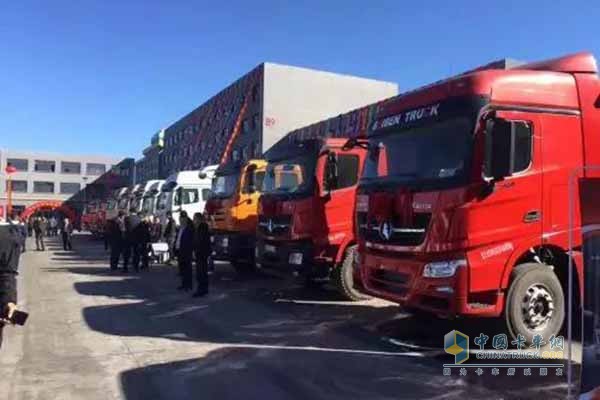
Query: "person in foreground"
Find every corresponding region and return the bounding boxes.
[175,211,194,291]
[192,212,211,297]
[0,219,22,349]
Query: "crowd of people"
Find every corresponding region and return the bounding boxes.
[20,215,74,252]
[105,209,211,297]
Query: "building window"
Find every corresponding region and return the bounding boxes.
[61,161,81,174]
[60,182,81,194]
[87,163,106,175]
[34,160,56,173]
[252,85,259,102]
[34,181,55,193]
[6,180,27,193]
[6,158,28,172]
[242,118,250,134]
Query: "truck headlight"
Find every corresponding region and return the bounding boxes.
[422,259,467,278]
[289,253,303,265]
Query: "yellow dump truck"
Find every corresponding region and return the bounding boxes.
[205,159,266,272]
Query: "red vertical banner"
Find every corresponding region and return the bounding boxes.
[579,177,600,398]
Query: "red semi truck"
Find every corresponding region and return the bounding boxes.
[256,138,371,300]
[354,52,600,341]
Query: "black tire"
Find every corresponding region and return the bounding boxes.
[332,245,371,301]
[231,260,255,274]
[505,263,565,343]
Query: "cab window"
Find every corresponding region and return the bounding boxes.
[242,169,265,194]
[324,154,359,191]
[175,188,199,205]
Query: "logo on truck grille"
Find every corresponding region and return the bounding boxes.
[379,221,392,241]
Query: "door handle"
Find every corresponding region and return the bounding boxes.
[498,181,515,189]
[523,210,541,223]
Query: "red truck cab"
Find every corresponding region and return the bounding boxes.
[356,52,600,341]
[256,138,370,300]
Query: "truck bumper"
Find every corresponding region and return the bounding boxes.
[361,251,476,318]
[256,238,329,279]
[211,231,256,263]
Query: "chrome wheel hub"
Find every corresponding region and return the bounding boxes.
[522,284,554,331]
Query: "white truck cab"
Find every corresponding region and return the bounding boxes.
[140,180,165,216]
[106,187,129,221]
[156,165,218,225]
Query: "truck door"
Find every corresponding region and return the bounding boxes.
[237,165,264,229]
[317,148,364,261]
[469,112,542,292]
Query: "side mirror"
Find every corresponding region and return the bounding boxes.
[342,138,369,151]
[485,118,512,181]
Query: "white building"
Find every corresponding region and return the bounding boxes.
[0,148,122,215]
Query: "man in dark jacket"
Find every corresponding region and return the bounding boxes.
[175,211,194,291]
[192,212,211,297]
[132,214,151,271]
[106,214,124,271]
[163,212,177,266]
[0,221,22,349]
[33,216,47,251]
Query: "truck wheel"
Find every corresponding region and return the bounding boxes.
[231,260,255,275]
[505,263,565,343]
[333,245,371,301]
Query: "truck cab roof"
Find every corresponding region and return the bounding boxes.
[163,166,217,191]
[374,52,598,128]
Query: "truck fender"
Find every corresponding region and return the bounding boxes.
[499,236,544,290]
[334,235,355,266]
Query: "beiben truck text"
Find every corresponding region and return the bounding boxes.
[256,138,371,300]
[355,52,600,341]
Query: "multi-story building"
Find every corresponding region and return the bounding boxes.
[135,129,164,184]
[0,149,124,216]
[136,62,398,182]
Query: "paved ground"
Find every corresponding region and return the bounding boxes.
[0,234,580,399]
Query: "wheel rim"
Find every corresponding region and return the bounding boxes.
[521,283,554,331]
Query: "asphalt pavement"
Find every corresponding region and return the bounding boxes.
[0,234,578,399]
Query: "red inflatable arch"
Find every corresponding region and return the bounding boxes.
[21,200,78,222]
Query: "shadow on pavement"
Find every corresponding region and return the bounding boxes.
[58,238,573,399]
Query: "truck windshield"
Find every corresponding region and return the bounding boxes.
[142,196,154,213]
[211,173,238,198]
[130,196,142,212]
[363,117,474,189]
[263,154,316,195]
[118,197,129,210]
[157,192,169,210]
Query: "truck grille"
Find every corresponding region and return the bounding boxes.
[358,212,431,246]
[369,269,410,296]
[258,215,292,236]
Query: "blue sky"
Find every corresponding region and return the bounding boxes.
[1,1,598,160]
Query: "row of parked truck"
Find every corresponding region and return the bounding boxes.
[83,52,600,343]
